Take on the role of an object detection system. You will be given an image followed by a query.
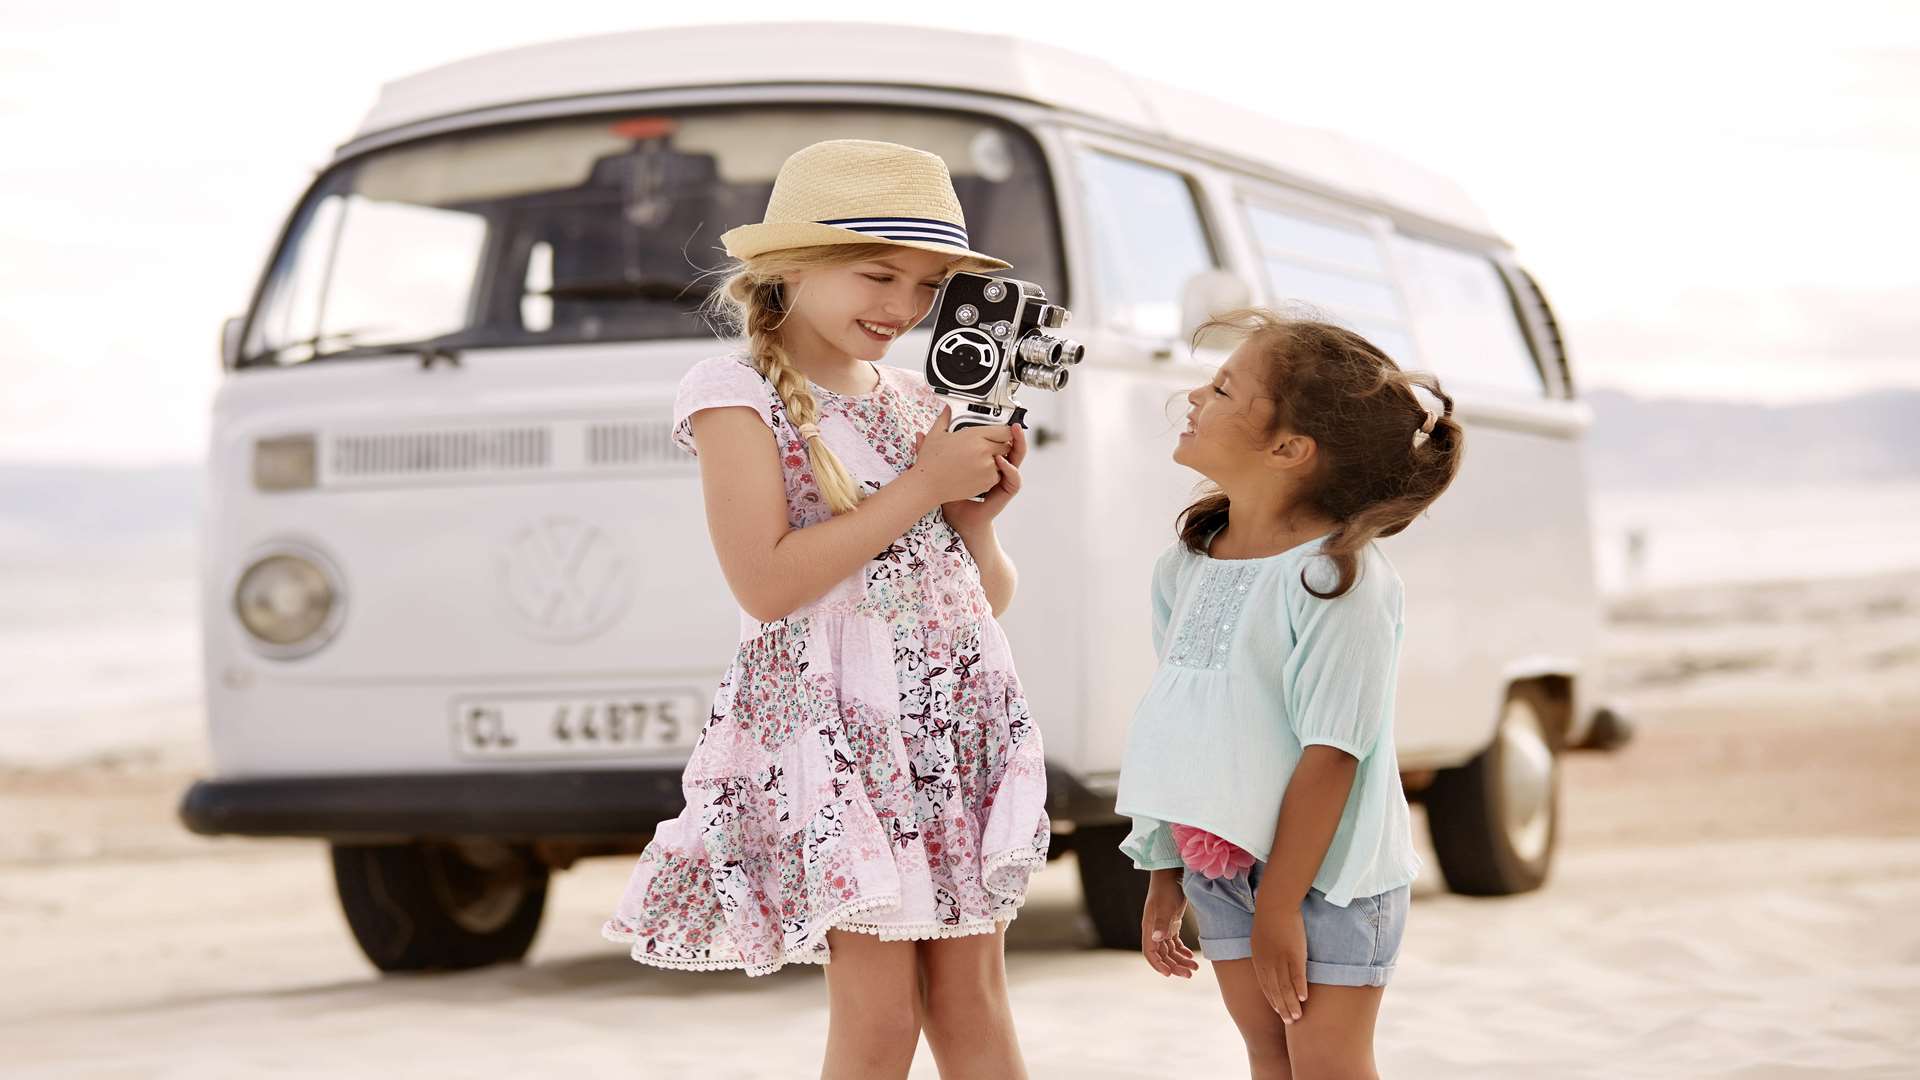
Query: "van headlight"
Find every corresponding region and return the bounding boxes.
[234,547,344,657]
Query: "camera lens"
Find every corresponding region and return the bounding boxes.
[1017,334,1062,368]
[1016,363,1069,392]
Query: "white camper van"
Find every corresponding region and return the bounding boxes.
[181,23,1611,970]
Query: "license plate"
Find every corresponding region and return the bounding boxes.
[451,690,704,760]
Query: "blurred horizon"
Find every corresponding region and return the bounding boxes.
[8,382,1920,599]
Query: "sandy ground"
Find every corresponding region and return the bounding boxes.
[3,572,1918,1078]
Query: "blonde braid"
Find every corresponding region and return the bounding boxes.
[728,275,864,515]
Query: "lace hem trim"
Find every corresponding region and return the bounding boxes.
[981,840,1050,907]
[604,840,1049,975]
[832,835,1047,943]
[607,891,905,978]
[834,908,1020,942]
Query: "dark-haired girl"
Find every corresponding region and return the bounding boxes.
[1115,310,1465,1079]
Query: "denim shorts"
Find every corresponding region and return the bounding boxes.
[1180,861,1409,987]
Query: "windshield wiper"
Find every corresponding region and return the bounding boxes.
[237,326,390,368]
[239,330,476,368]
[317,331,478,367]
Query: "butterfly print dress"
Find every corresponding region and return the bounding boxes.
[604,355,1050,975]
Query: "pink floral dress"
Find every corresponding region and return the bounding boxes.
[603,355,1051,975]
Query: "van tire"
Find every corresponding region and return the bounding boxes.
[1073,823,1150,950]
[331,841,548,972]
[1425,687,1560,895]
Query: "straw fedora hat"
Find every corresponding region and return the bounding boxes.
[719,139,1011,270]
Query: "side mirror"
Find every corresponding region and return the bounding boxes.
[1176,270,1253,353]
[221,316,244,369]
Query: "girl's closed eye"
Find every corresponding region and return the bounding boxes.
[862,272,941,290]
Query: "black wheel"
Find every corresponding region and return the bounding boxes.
[1425,686,1560,895]
[1073,823,1151,950]
[330,840,549,972]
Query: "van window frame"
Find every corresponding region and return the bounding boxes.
[1494,256,1575,400]
[1232,183,1421,366]
[1052,119,1590,436]
[1385,229,1555,401]
[1057,130,1227,350]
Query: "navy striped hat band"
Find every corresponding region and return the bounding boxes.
[815,216,969,249]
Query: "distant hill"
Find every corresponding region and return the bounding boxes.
[1583,388,1920,490]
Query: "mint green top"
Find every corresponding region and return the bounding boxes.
[1115,535,1422,907]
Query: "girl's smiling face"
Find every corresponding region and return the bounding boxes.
[784,248,952,362]
[1174,340,1284,479]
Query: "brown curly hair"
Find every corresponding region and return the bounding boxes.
[1177,309,1465,599]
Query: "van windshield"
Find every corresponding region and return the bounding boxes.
[239,107,1063,367]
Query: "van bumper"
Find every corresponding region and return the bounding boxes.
[178,769,685,841]
[178,763,1117,841]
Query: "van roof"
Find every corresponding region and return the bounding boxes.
[354,22,1500,239]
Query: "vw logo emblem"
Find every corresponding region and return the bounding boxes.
[497,517,635,641]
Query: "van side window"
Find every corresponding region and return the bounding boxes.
[1076,150,1216,339]
[1390,235,1544,396]
[1242,200,1415,364]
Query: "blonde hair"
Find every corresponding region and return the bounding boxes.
[704,243,986,515]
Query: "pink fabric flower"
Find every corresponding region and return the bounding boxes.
[1169,823,1255,880]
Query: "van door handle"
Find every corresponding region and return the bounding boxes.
[1032,426,1062,448]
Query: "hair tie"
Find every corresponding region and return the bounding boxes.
[797,422,822,441]
[1412,406,1438,449]
[1408,385,1443,441]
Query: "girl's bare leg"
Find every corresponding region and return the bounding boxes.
[821,929,923,1080]
[917,925,1029,1080]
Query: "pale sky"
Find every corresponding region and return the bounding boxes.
[2,1,1915,463]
